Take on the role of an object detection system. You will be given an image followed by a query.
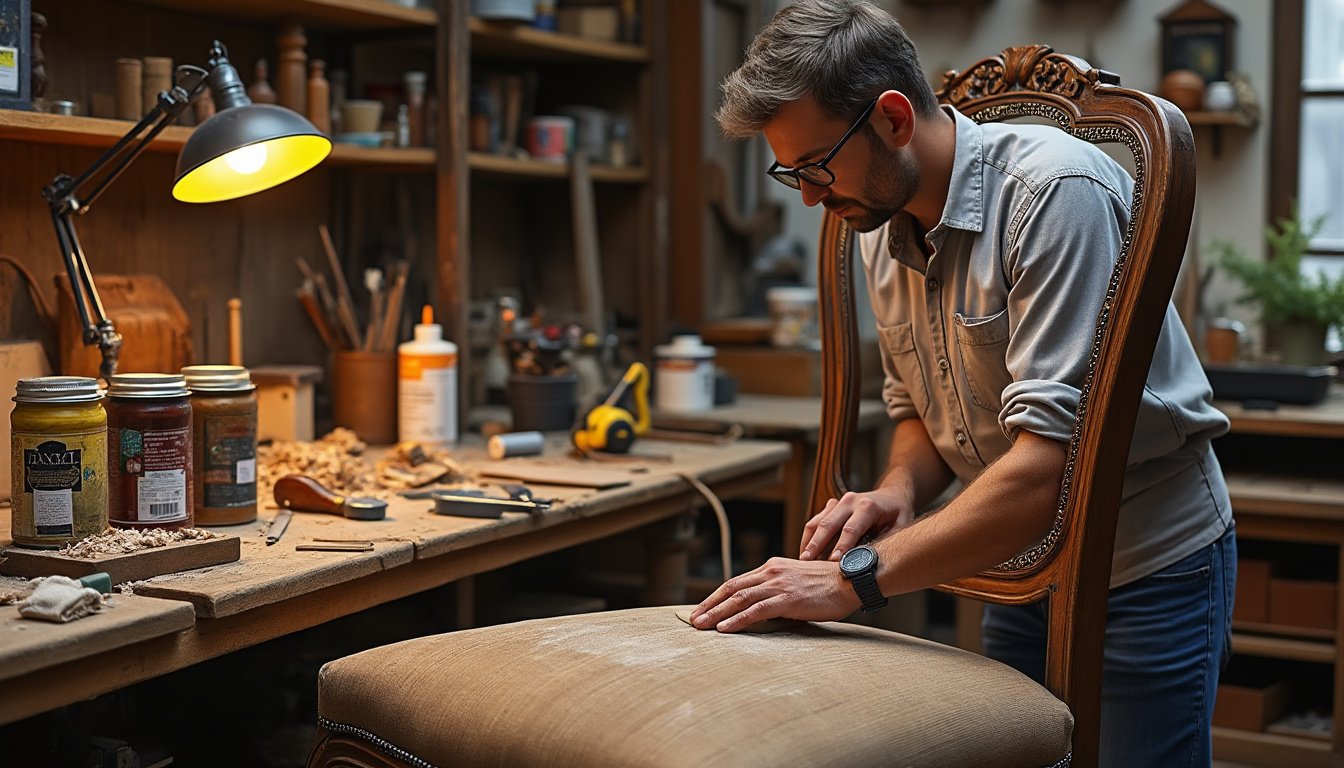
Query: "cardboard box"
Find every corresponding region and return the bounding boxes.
[1269,578,1337,631]
[1233,558,1272,623]
[1214,679,1291,732]
[557,6,620,41]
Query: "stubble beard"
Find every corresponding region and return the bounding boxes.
[829,144,919,234]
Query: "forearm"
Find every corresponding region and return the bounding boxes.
[873,430,1066,596]
[875,418,955,510]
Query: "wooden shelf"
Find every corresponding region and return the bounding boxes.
[0,111,434,170]
[1225,471,1344,521]
[126,0,436,30]
[469,152,647,183]
[469,18,649,63]
[1235,620,1337,642]
[1185,109,1258,128]
[1232,631,1336,664]
[1214,726,1336,768]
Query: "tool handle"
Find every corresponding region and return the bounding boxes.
[274,474,345,515]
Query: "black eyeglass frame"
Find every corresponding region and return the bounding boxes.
[766,97,879,190]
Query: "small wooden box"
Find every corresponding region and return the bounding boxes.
[1214,679,1291,732]
[252,364,322,442]
[1269,578,1337,631]
[1233,558,1272,623]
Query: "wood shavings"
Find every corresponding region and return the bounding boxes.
[0,591,24,605]
[57,527,225,560]
[258,431,466,495]
[258,428,377,495]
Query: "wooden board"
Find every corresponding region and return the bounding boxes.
[0,535,241,584]
[0,576,196,682]
[472,460,637,489]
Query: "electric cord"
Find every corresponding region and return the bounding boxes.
[677,471,732,582]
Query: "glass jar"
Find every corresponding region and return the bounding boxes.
[106,373,193,530]
[9,377,108,548]
[183,365,258,526]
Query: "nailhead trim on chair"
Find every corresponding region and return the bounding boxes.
[317,716,437,768]
[315,713,1071,768]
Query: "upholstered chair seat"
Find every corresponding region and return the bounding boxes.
[316,605,1072,767]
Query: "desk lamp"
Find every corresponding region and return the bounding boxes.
[42,40,332,379]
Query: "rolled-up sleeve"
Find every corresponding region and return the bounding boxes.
[999,173,1131,442]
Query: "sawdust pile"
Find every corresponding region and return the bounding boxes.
[257,428,466,496]
[58,527,225,559]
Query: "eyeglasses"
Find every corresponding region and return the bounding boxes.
[767,97,878,190]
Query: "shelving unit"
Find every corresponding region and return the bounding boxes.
[0,110,435,169]
[1212,388,1344,768]
[441,0,668,403]
[126,0,437,30]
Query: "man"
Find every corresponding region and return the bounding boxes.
[688,1,1236,764]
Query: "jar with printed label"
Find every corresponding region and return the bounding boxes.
[9,377,108,548]
[106,373,193,530]
[183,365,257,525]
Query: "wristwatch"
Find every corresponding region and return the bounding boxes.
[839,545,888,612]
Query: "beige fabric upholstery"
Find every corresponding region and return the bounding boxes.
[317,605,1072,768]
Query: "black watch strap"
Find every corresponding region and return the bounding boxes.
[850,571,888,612]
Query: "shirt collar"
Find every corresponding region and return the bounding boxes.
[886,105,985,265]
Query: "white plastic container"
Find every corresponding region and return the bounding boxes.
[398,305,458,445]
[654,335,716,412]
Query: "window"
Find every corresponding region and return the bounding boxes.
[1275,0,1344,282]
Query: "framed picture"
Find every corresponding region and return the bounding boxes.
[0,0,33,110]
[1160,0,1237,83]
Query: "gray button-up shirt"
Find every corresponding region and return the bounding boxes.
[860,106,1232,586]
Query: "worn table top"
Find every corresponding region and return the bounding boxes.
[1216,384,1344,438]
[0,434,789,723]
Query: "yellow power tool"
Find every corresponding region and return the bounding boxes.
[572,362,651,455]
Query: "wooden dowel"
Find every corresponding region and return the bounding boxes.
[227,297,243,366]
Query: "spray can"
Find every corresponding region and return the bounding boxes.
[398,305,458,445]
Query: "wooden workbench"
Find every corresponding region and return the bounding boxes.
[653,395,891,554]
[0,435,789,725]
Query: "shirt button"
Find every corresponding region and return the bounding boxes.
[927,277,939,291]
[938,358,950,372]
[955,431,967,444]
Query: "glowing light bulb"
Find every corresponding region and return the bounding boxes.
[225,144,268,175]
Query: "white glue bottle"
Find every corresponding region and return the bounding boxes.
[398,305,458,445]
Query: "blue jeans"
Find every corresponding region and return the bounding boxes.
[982,526,1236,768]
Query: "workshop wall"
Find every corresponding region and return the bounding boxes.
[757,0,1272,346]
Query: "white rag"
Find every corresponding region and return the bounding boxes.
[18,576,104,623]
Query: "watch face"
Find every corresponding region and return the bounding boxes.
[841,546,876,575]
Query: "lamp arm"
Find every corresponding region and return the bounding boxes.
[40,65,209,380]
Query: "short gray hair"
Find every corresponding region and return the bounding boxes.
[716,0,938,139]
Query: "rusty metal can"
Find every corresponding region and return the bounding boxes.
[10,377,108,548]
[106,373,193,530]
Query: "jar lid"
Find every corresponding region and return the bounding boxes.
[13,376,103,403]
[654,334,716,359]
[107,373,191,399]
[182,365,255,392]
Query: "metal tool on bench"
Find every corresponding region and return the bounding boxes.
[572,361,650,455]
[265,509,293,545]
[273,475,388,520]
[430,489,551,519]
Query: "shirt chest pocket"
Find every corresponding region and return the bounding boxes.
[954,308,1013,413]
[879,322,930,418]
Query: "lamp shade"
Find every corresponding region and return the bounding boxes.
[172,103,331,203]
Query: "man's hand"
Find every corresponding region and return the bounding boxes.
[688,557,862,633]
[799,488,914,562]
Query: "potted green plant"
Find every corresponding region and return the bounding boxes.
[1209,206,1344,365]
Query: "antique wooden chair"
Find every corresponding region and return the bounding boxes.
[308,45,1194,768]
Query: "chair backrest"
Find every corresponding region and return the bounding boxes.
[807,45,1195,763]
